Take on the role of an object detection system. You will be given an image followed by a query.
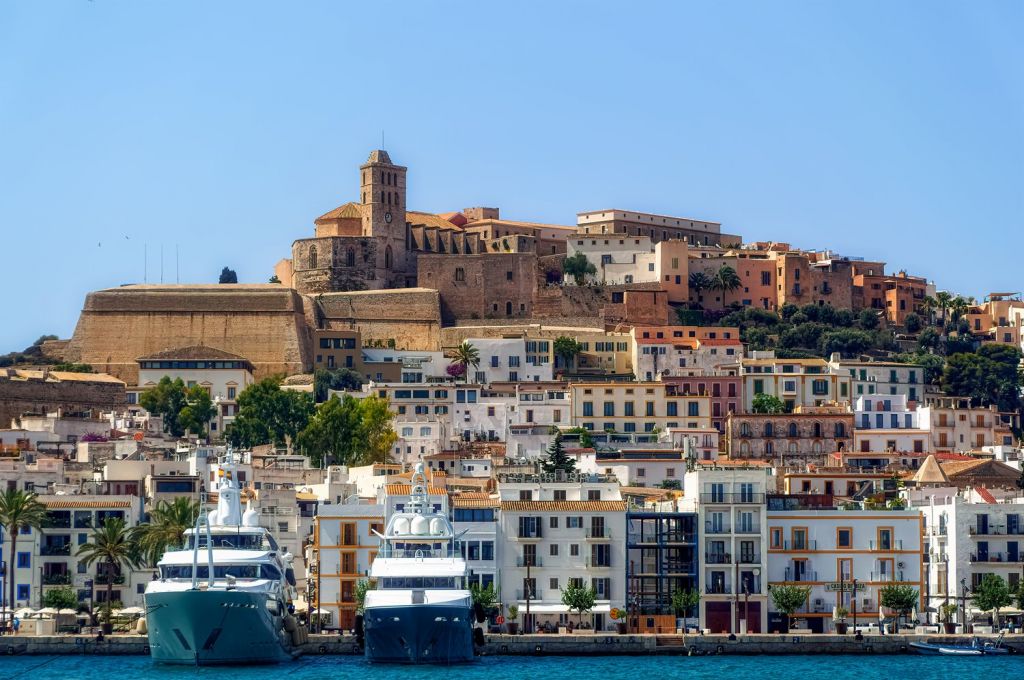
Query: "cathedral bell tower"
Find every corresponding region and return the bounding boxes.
[360,150,407,276]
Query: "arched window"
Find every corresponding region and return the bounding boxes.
[387,192,391,205]
[740,423,751,437]
[765,441,774,455]
[506,301,513,315]
[308,245,317,269]
[764,422,773,437]
[346,248,356,267]
[835,423,846,437]
[380,191,385,203]
[813,422,822,438]
[813,441,822,453]
[740,441,750,455]
[384,245,393,270]
[788,422,798,437]
[789,442,798,453]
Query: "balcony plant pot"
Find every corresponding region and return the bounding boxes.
[943,622,957,634]
[101,622,113,635]
[616,622,627,634]
[505,622,519,635]
[834,622,849,635]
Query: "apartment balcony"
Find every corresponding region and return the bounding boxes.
[968,526,1024,537]
[869,571,905,582]
[970,552,1024,564]
[867,539,904,551]
[516,557,543,568]
[585,559,612,569]
[585,528,612,540]
[700,493,765,504]
[782,567,818,582]
[705,552,732,564]
[704,522,732,535]
[95,574,125,585]
[738,553,761,564]
[41,543,72,556]
[515,589,543,600]
[41,573,71,586]
[705,584,732,595]
[776,540,817,551]
[513,532,543,541]
[42,516,71,529]
[733,524,762,535]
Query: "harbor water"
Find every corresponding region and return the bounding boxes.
[2,654,1021,680]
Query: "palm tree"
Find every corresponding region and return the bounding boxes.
[920,295,937,324]
[950,296,969,323]
[77,518,140,625]
[688,271,712,299]
[713,265,742,296]
[0,489,47,612]
[451,341,480,383]
[131,497,199,567]
[935,291,952,324]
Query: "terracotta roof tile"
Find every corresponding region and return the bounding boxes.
[43,499,133,509]
[453,496,499,509]
[384,484,447,496]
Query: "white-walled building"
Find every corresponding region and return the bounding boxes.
[765,503,923,633]
[829,356,926,403]
[916,491,1024,626]
[452,494,501,591]
[463,338,553,384]
[565,236,689,303]
[680,464,773,633]
[360,349,448,382]
[497,472,626,632]
[741,355,852,412]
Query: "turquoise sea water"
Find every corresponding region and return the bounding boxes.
[0,655,1020,680]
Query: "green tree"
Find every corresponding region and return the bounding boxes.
[819,329,875,357]
[218,267,238,284]
[470,582,499,617]
[770,585,810,632]
[935,291,953,324]
[179,385,217,437]
[942,345,1023,412]
[949,295,970,322]
[879,584,919,629]
[973,574,1012,627]
[51,363,95,373]
[451,341,480,383]
[313,367,365,402]
[268,274,281,283]
[140,376,189,437]
[671,588,700,619]
[858,309,880,330]
[297,394,396,467]
[711,265,742,295]
[562,252,597,285]
[43,586,78,610]
[903,312,923,334]
[751,393,786,414]
[77,518,140,622]
[0,489,47,609]
[131,497,199,567]
[355,578,376,614]
[688,271,712,297]
[561,581,597,625]
[553,336,583,373]
[227,377,314,448]
[917,327,941,353]
[540,431,576,474]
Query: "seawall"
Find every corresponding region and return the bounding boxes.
[3,633,1022,656]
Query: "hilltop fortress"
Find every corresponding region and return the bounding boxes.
[58,149,930,384]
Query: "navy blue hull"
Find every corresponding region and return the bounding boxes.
[364,603,475,664]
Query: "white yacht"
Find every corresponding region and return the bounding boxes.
[144,454,303,664]
[362,462,477,663]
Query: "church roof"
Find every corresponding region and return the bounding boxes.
[911,454,950,485]
[315,201,364,224]
[939,458,1021,487]
[366,149,391,164]
[137,345,251,363]
[407,211,464,231]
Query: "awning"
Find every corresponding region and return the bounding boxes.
[523,604,612,614]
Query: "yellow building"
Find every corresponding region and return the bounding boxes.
[569,381,711,433]
[741,355,851,412]
[311,504,384,630]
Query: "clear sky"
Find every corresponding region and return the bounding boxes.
[1,1,1021,353]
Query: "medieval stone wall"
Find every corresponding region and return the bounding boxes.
[61,285,312,384]
[0,371,126,429]
[417,253,538,323]
[315,288,441,351]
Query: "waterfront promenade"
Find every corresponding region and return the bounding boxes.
[3,633,1022,656]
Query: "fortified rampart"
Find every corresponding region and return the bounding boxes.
[0,369,126,428]
[61,285,313,384]
[315,288,441,350]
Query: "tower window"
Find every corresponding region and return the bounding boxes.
[346,248,356,267]
[384,245,393,270]
[455,267,465,282]
[308,245,317,269]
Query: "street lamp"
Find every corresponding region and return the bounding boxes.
[960,578,969,634]
[85,579,94,631]
[851,578,858,635]
[1,560,6,636]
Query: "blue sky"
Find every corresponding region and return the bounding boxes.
[1,1,1021,352]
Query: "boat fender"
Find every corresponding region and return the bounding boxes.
[6,646,13,655]
[290,629,303,646]
[716,645,724,655]
[284,615,297,633]
[474,603,485,623]
[136,618,148,635]
[142,645,150,655]
[473,627,485,646]
[285,568,296,588]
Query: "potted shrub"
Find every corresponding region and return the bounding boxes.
[833,606,849,634]
[611,608,627,634]
[505,605,519,635]
[939,603,958,634]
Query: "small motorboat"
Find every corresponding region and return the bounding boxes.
[909,634,1008,656]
